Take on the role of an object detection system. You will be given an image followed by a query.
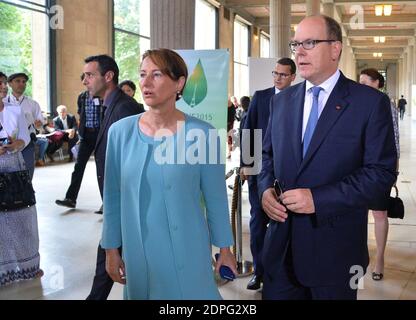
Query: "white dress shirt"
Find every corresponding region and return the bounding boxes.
[0,98,31,148]
[302,69,341,140]
[275,87,280,95]
[7,94,43,134]
[60,116,69,130]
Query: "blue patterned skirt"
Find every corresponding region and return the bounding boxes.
[0,152,41,286]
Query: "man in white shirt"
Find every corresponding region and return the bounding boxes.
[53,105,78,162]
[7,72,44,179]
[258,15,397,300]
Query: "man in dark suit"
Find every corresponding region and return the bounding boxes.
[398,95,407,120]
[55,87,102,209]
[81,55,144,300]
[258,15,397,300]
[240,58,296,290]
[53,105,79,161]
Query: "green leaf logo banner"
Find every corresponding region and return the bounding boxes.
[182,59,208,108]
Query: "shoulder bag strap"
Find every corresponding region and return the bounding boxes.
[393,185,399,198]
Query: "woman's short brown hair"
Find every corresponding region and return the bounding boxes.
[141,48,188,101]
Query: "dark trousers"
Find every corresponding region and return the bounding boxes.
[86,244,120,300]
[22,141,35,180]
[262,246,357,300]
[65,131,97,201]
[87,134,116,300]
[399,108,405,120]
[248,175,269,277]
[62,133,79,159]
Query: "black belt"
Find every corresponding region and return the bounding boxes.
[85,127,99,132]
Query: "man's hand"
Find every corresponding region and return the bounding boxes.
[105,249,126,285]
[261,188,288,222]
[67,129,75,139]
[3,137,24,153]
[281,189,315,214]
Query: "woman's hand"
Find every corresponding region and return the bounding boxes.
[0,146,6,156]
[215,247,238,276]
[105,249,126,285]
[3,137,24,153]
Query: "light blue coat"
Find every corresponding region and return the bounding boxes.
[101,114,234,299]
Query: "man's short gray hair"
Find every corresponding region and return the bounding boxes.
[56,105,67,113]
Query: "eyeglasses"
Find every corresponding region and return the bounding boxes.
[289,39,337,53]
[272,71,291,79]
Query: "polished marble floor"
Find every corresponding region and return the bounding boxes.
[0,115,415,300]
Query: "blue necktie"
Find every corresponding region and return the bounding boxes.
[303,86,322,157]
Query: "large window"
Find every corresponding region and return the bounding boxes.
[114,0,150,101]
[0,0,50,112]
[233,17,249,99]
[194,0,217,50]
[260,32,270,58]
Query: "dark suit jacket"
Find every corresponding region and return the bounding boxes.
[53,114,78,132]
[95,87,145,197]
[241,87,275,167]
[258,73,397,287]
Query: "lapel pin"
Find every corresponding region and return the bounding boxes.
[336,105,342,110]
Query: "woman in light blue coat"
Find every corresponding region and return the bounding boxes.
[101,49,237,299]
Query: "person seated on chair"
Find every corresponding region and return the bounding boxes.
[35,113,50,166]
[53,105,78,162]
[41,118,65,162]
[34,136,48,166]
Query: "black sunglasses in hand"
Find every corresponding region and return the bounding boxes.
[274,179,284,202]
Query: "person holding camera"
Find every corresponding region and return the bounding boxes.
[7,73,44,180]
[0,71,43,286]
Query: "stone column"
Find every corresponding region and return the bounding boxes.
[403,51,408,103]
[350,50,357,81]
[322,2,334,17]
[306,0,321,16]
[339,36,348,75]
[413,43,416,118]
[269,0,291,58]
[150,0,196,49]
[398,58,403,100]
[414,42,416,87]
[408,45,414,117]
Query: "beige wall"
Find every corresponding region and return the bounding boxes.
[251,26,260,58]
[55,0,112,116]
[218,5,234,96]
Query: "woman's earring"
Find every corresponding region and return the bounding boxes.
[176,91,182,99]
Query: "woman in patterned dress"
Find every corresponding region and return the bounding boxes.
[0,71,42,286]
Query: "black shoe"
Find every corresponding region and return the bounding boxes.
[94,204,103,214]
[55,198,76,208]
[247,274,262,290]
